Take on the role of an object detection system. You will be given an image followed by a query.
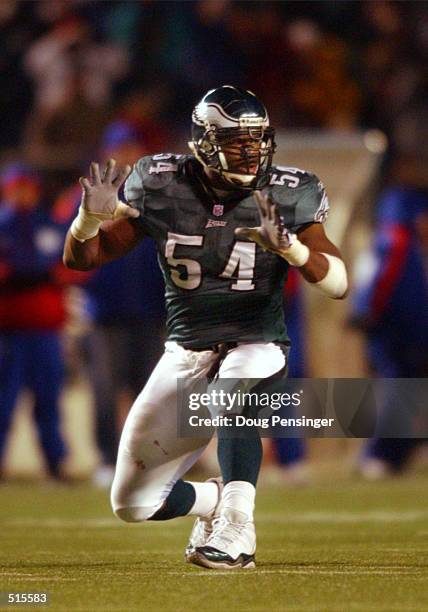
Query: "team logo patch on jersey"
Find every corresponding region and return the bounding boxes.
[314,190,329,222]
[212,204,224,216]
[205,219,227,228]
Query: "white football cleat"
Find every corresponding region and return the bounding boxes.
[190,509,256,569]
[185,477,223,563]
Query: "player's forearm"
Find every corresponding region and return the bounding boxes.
[300,251,348,298]
[63,217,146,271]
[63,229,101,270]
[278,241,348,299]
[298,250,329,282]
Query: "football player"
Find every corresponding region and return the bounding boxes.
[63,86,348,569]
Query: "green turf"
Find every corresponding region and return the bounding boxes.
[1,474,428,611]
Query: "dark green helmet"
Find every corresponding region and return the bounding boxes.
[189,85,276,190]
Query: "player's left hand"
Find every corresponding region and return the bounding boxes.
[235,191,295,252]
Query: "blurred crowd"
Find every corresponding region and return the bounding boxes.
[0,0,427,483]
[1,0,427,168]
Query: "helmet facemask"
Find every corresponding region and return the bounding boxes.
[190,124,276,189]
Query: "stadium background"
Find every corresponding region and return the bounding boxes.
[0,2,427,610]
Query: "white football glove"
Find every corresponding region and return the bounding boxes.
[71,159,139,242]
[235,191,310,267]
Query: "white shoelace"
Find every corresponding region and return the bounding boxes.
[207,516,247,548]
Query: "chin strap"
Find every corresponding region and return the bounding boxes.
[189,141,259,188]
[218,151,256,186]
[221,171,256,187]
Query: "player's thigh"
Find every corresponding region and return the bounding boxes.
[122,350,209,453]
[112,347,212,513]
[219,342,288,379]
[208,342,289,416]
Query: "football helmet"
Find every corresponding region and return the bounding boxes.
[189,85,276,189]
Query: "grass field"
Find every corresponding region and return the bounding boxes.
[1,473,428,612]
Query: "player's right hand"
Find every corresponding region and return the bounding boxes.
[79,159,139,220]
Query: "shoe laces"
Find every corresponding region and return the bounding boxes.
[208,516,247,547]
[199,516,213,537]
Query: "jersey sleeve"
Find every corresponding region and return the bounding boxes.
[123,156,147,211]
[124,154,181,237]
[269,168,330,233]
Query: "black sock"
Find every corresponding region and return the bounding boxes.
[217,429,263,486]
[148,479,196,521]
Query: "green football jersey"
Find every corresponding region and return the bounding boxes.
[124,154,329,349]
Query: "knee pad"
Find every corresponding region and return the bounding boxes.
[113,504,161,523]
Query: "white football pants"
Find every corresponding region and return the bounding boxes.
[111,341,287,522]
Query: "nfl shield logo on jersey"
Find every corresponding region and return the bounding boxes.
[212,204,224,217]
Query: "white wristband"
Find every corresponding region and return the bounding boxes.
[70,207,111,243]
[279,238,310,267]
[316,253,348,298]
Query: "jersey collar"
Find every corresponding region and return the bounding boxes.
[185,157,250,213]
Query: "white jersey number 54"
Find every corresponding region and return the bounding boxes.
[165,232,256,291]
